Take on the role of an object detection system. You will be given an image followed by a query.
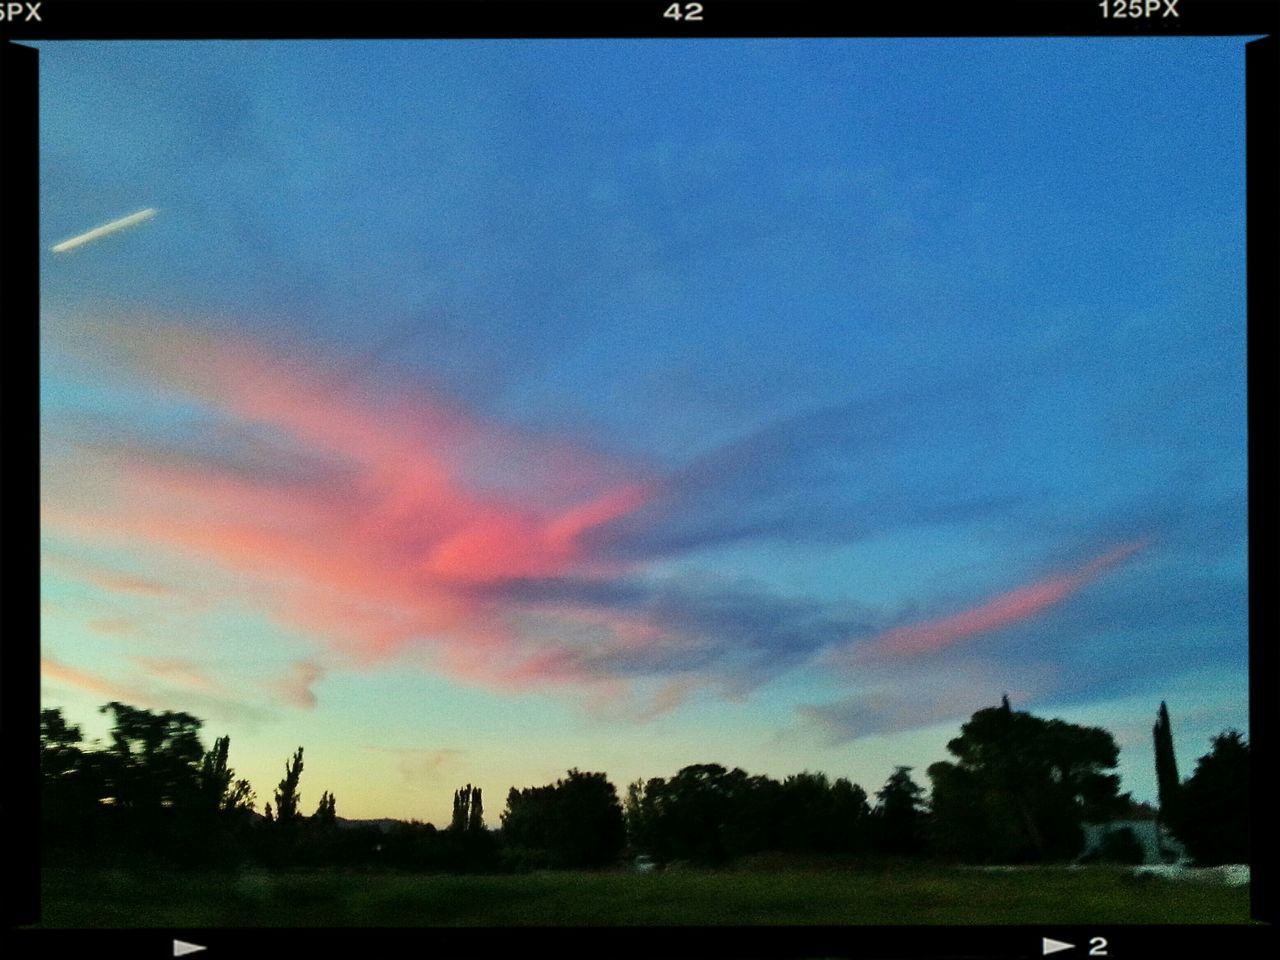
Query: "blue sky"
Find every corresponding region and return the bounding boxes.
[37,38,1248,821]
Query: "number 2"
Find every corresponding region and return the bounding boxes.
[1090,937,1109,956]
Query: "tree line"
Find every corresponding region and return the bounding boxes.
[39,696,1248,872]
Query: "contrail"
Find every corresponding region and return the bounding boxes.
[51,208,157,253]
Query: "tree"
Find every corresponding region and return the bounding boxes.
[828,777,873,854]
[645,763,739,863]
[97,701,205,815]
[872,766,927,856]
[199,735,255,815]
[273,747,304,827]
[451,784,481,833]
[927,698,1125,863]
[779,772,832,853]
[1167,730,1249,865]
[502,770,625,868]
[313,790,337,825]
[40,707,85,779]
[1153,701,1182,828]
[550,770,624,866]
[40,707,103,849]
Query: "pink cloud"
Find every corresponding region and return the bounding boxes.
[42,322,659,693]
[852,539,1150,660]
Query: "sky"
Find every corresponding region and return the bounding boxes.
[36,38,1249,824]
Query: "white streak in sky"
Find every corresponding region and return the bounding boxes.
[51,208,158,253]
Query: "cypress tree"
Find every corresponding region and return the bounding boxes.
[274,747,304,827]
[451,785,471,832]
[1153,701,1181,819]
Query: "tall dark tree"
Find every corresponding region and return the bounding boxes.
[1168,730,1249,865]
[199,735,256,815]
[927,699,1125,862]
[872,766,927,856]
[468,787,484,833]
[452,784,479,833]
[273,747,304,827]
[828,777,873,854]
[313,790,337,824]
[1153,701,1181,827]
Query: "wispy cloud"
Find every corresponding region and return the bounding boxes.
[42,553,175,597]
[41,653,276,724]
[43,319,658,690]
[88,617,138,635]
[363,746,464,787]
[272,660,326,710]
[843,539,1150,661]
[40,316,1231,723]
[131,656,221,694]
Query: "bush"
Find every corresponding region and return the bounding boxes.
[1097,827,1146,865]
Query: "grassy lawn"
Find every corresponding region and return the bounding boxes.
[38,864,1253,927]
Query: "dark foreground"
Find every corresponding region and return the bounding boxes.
[37,863,1254,927]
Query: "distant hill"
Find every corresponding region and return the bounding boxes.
[335,817,417,834]
[242,812,418,833]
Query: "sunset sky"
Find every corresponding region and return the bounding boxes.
[37,39,1249,824]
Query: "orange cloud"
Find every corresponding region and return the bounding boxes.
[42,654,141,702]
[41,654,278,723]
[131,656,220,694]
[88,617,138,635]
[42,554,174,597]
[852,539,1150,660]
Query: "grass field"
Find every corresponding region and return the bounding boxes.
[38,863,1253,927]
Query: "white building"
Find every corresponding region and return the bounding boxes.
[1079,819,1188,865]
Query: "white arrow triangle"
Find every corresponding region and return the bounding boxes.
[174,941,207,957]
[1042,938,1075,956]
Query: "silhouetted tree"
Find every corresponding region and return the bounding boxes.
[452,784,479,832]
[872,766,927,856]
[779,771,832,853]
[828,777,873,854]
[199,735,255,815]
[40,707,105,854]
[1168,730,1249,865]
[273,747,304,827]
[468,787,484,834]
[721,772,785,857]
[1153,701,1182,829]
[927,698,1125,862]
[97,701,204,817]
[623,764,749,863]
[40,708,85,779]
[313,790,337,825]
[502,770,625,868]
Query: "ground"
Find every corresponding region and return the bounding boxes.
[38,863,1253,927]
